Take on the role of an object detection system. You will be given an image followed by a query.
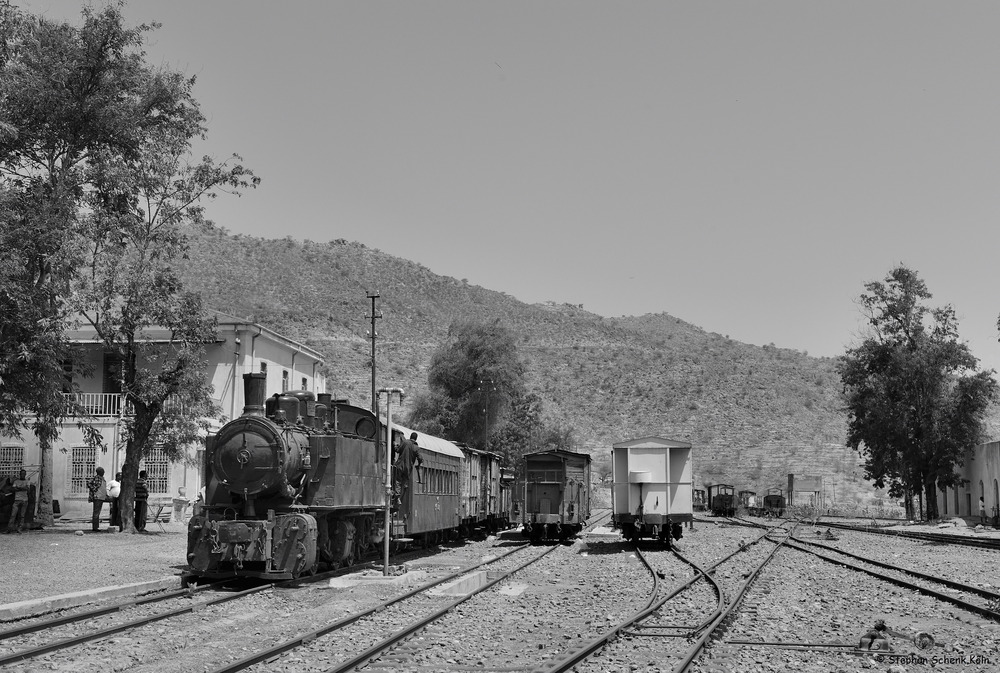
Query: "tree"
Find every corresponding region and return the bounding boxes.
[484,388,546,482]
[0,2,143,524]
[838,265,997,520]
[408,320,527,447]
[0,3,256,530]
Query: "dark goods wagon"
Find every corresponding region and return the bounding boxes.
[707,484,736,517]
[457,444,510,537]
[521,449,591,542]
[611,436,693,547]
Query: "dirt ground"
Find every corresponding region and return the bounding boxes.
[0,520,186,606]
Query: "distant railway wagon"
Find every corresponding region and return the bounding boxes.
[611,437,693,547]
[521,449,591,542]
[455,443,510,536]
[707,484,736,517]
[763,487,786,517]
[693,488,707,512]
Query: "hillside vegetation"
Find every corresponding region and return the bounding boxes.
[177,225,998,507]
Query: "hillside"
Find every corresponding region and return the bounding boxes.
[176,225,994,508]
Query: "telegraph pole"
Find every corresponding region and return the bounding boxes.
[366,291,381,413]
[377,387,405,575]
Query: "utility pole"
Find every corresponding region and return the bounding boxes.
[377,387,404,576]
[366,291,381,414]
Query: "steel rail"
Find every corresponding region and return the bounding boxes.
[0,558,379,667]
[816,520,1000,549]
[670,524,798,673]
[0,583,273,666]
[204,541,536,673]
[536,522,794,673]
[790,534,1000,602]
[324,544,562,673]
[782,538,1000,622]
[0,583,217,641]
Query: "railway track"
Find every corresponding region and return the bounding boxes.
[785,534,1000,622]
[541,521,796,672]
[0,564,376,668]
[698,519,1000,671]
[814,518,1000,549]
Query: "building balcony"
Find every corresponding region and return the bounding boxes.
[60,393,189,417]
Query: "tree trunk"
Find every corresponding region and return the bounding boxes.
[119,398,159,534]
[119,444,141,534]
[36,439,54,527]
[923,480,939,520]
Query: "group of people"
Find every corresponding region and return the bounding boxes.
[87,467,149,533]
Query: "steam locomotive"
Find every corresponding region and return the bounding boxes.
[184,373,510,582]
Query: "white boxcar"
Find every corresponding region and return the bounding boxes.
[612,436,693,546]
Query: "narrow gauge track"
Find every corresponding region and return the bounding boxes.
[540,521,797,673]
[217,541,550,673]
[735,516,1000,620]
[785,535,1000,622]
[711,545,1000,671]
[0,529,530,671]
[814,519,1000,550]
[232,511,616,673]
[0,563,375,668]
[690,517,1000,671]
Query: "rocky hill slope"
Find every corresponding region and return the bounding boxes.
[177,226,994,507]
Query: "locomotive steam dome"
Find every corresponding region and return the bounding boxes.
[212,415,305,496]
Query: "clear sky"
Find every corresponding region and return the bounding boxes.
[21,1,1000,372]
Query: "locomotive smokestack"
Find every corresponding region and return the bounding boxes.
[243,372,268,416]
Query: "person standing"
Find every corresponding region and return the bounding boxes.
[87,467,107,532]
[107,472,123,532]
[6,469,30,533]
[980,496,987,525]
[134,470,149,532]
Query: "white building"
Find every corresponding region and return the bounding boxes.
[937,441,1000,522]
[0,313,326,521]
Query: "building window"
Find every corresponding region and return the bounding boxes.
[70,446,98,495]
[0,445,24,479]
[141,447,171,495]
[282,370,289,392]
[301,377,307,390]
[260,362,267,373]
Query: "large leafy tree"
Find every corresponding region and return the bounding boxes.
[0,2,139,524]
[408,320,527,447]
[838,266,997,520]
[0,3,256,530]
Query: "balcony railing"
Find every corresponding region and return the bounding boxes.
[61,393,188,417]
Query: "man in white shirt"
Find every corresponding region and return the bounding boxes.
[108,472,123,532]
